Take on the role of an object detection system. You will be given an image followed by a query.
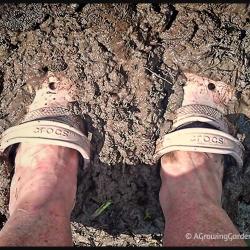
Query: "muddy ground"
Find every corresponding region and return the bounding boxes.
[0,3,249,246]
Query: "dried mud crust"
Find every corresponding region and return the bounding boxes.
[0,3,249,246]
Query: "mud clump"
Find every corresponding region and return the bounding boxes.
[0,4,48,32]
[0,3,250,246]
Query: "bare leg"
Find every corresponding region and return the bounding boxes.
[159,151,246,246]
[0,143,78,246]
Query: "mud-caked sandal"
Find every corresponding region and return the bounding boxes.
[0,72,91,169]
[154,72,244,167]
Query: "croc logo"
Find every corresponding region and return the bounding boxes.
[191,135,224,144]
[34,127,69,137]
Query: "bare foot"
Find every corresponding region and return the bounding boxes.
[9,143,79,216]
[0,72,90,246]
[157,73,245,246]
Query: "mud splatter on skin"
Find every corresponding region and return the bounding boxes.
[0,3,249,246]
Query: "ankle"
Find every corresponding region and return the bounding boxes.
[159,181,222,215]
[10,199,72,218]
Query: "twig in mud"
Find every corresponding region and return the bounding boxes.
[144,67,172,85]
[91,199,112,219]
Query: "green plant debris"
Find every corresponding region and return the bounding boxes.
[91,199,113,219]
[144,210,152,221]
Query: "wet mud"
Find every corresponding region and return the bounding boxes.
[0,3,249,246]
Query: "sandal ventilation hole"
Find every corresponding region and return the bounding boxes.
[208,82,215,90]
[48,82,56,90]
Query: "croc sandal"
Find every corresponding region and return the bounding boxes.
[154,72,245,167]
[0,72,91,169]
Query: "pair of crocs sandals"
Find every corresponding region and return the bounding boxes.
[0,72,244,172]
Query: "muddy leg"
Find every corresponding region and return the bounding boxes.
[159,151,246,246]
[0,143,78,246]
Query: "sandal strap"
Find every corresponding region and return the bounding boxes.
[0,120,90,169]
[23,107,72,121]
[172,104,229,133]
[154,128,244,167]
[21,107,83,131]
